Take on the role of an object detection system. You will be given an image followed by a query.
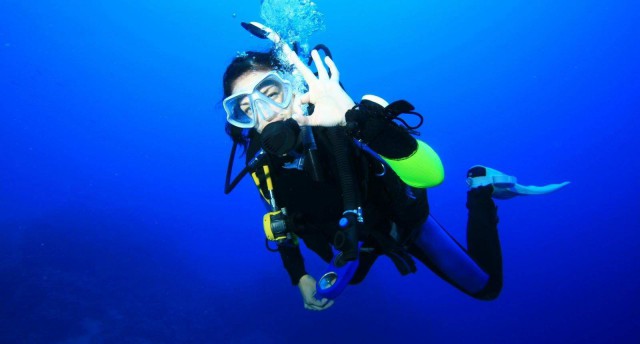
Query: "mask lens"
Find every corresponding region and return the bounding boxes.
[223,72,293,128]
[256,78,286,105]
[253,74,292,121]
[223,94,255,128]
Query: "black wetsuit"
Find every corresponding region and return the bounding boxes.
[246,121,503,300]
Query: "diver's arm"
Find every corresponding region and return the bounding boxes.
[277,241,308,285]
[345,102,444,188]
[279,244,334,310]
[251,174,308,284]
[288,51,443,188]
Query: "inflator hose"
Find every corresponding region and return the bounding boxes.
[327,126,360,263]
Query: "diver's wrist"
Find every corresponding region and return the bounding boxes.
[298,274,313,285]
[338,100,356,127]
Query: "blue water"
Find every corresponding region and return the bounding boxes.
[1,1,639,343]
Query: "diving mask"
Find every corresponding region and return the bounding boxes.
[223,71,293,129]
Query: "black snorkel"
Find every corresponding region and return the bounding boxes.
[238,21,362,299]
[224,22,317,192]
[241,20,325,181]
[240,21,270,39]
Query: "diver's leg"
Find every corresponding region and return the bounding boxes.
[410,165,568,299]
[407,204,498,299]
[465,183,502,299]
[408,174,502,300]
[463,163,570,286]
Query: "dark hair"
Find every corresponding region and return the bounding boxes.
[222,50,284,152]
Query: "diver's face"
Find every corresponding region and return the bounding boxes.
[230,70,297,133]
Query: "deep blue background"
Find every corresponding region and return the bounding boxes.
[1,1,639,343]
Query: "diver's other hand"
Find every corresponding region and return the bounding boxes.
[292,50,355,128]
[298,274,334,311]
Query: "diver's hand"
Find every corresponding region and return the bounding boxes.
[291,50,356,128]
[298,274,334,311]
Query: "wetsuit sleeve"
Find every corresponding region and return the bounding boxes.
[345,103,444,188]
[278,240,307,285]
[250,177,307,285]
[253,186,307,285]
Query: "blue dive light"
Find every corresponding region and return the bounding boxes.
[315,243,362,300]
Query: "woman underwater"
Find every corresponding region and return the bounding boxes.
[221,30,568,311]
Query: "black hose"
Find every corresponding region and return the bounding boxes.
[327,126,360,262]
[224,143,266,194]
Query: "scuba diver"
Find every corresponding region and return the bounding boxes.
[221,22,569,311]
